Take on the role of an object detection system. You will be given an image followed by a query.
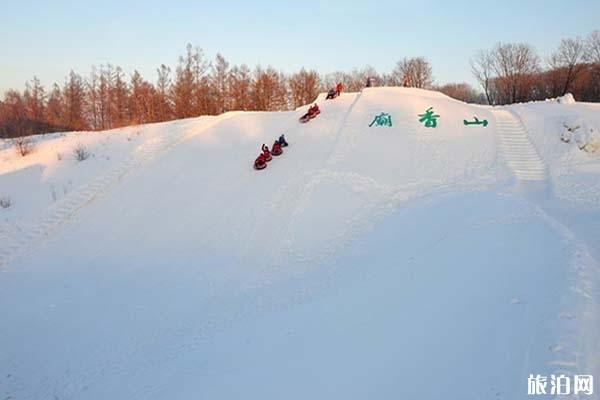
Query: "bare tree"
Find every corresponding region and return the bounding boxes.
[585,30,600,63]
[251,66,287,111]
[391,57,433,88]
[23,77,46,123]
[289,68,320,107]
[470,50,495,104]
[173,45,196,118]
[46,83,64,129]
[549,37,586,96]
[191,45,211,115]
[129,70,155,124]
[111,66,129,127]
[63,71,88,130]
[98,64,113,129]
[491,43,540,103]
[211,53,230,114]
[156,64,173,121]
[228,64,252,111]
[436,83,484,103]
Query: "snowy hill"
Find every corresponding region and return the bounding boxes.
[1,87,599,399]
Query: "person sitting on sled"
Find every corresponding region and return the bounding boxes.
[278,134,288,147]
[308,104,320,116]
[254,153,267,170]
[261,144,272,161]
[271,140,283,156]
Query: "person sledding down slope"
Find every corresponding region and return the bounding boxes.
[278,134,288,147]
[254,153,268,170]
[254,144,272,170]
[261,143,272,161]
[271,140,283,156]
[326,82,343,100]
[299,104,320,123]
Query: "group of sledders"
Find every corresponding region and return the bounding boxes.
[253,83,343,171]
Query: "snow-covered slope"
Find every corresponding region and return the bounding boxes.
[1,88,599,400]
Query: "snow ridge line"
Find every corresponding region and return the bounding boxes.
[325,91,363,166]
[0,114,233,267]
[491,108,548,182]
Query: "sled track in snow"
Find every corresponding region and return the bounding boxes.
[239,93,363,273]
[492,108,548,182]
[264,93,365,268]
[0,114,235,267]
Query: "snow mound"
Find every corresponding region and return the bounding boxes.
[556,93,576,104]
[1,88,599,400]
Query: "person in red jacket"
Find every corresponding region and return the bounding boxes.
[271,140,283,156]
[254,153,267,170]
[308,104,320,116]
[261,144,272,161]
[335,82,343,95]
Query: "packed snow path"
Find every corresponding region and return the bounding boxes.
[492,108,548,182]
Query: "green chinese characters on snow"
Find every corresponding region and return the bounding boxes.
[369,112,393,127]
[418,107,439,128]
[463,117,488,127]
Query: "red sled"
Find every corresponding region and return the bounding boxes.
[299,110,320,123]
[272,143,283,156]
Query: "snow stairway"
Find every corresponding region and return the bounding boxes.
[492,109,548,182]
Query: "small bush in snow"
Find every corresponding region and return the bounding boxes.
[0,197,11,209]
[56,152,63,161]
[14,137,34,157]
[73,143,90,161]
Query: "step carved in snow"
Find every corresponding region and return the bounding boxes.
[492,109,548,182]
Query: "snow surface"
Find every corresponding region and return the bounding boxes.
[1,88,599,399]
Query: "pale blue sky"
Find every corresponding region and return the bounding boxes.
[1,0,599,93]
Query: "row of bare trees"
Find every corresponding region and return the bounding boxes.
[0,45,326,139]
[0,44,439,139]
[2,31,600,139]
[471,30,600,105]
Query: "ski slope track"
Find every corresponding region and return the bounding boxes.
[1,88,599,400]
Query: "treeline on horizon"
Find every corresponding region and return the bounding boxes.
[1,30,599,139]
